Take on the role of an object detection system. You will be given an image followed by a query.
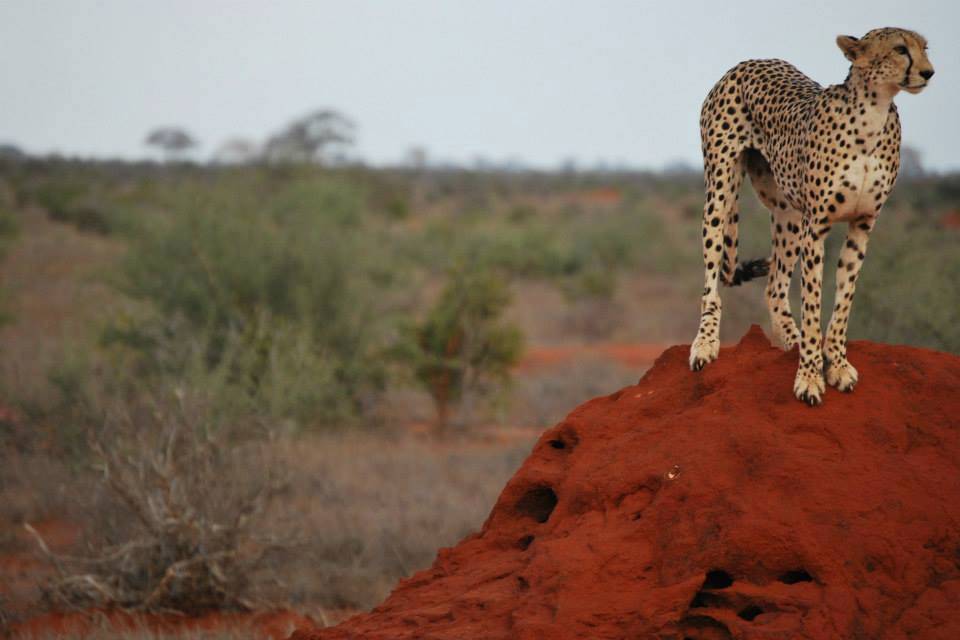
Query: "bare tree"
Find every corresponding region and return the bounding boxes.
[263,109,355,165]
[212,137,259,165]
[145,127,197,163]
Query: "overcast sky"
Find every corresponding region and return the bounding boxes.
[0,0,955,170]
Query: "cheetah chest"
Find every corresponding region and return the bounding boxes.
[827,150,893,222]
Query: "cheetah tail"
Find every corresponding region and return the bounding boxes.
[727,257,771,287]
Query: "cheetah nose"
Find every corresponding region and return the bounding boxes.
[920,69,934,80]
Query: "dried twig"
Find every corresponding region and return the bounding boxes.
[23,522,67,578]
[26,400,291,614]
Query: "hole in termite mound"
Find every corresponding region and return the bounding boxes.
[701,569,734,590]
[515,486,558,523]
[737,605,763,621]
[689,591,724,609]
[778,569,813,584]
[544,424,579,453]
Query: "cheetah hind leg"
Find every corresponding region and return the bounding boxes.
[766,207,803,350]
[690,149,747,371]
[745,149,801,350]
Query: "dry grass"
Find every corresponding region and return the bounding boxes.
[2,423,535,620]
[0,452,87,526]
[6,613,304,640]
[0,206,124,453]
[274,430,534,610]
[510,357,640,427]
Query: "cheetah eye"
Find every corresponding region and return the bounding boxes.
[894,45,908,55]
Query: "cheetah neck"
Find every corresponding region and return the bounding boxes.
[841,67,897,146]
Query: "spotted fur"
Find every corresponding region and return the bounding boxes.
[688,28,934,405]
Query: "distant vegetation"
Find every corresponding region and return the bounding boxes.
[2,159,959,438]
[0,194,17,325]
[0,154,958,617]
[0,159,705,438]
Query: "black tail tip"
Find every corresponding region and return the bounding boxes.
[730,258,770,286]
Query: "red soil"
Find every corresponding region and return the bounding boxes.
[6,609,313,639]
[573,187,623,207]
[941,209,960,230]
[0,519,82,624]
[292,326,960,639]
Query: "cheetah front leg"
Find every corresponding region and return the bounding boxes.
[794,216,828,405]
[823,217,875,392]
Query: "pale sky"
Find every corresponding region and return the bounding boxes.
[0,0,956,170]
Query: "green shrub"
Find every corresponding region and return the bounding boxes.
[401,266,523,433]
[105,177,391,427]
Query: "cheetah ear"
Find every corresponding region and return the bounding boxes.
[836,35,863,63]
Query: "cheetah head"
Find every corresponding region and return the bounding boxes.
[836,28,934,95]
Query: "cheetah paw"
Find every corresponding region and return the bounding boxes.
[689,335,719,371]
[826,359,858,392]
[793,369,825,406]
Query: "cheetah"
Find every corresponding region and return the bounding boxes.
[688,28,934,405]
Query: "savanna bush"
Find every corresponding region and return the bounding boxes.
[399,265,523,431]
[104,175,394,427]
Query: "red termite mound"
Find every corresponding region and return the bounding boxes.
[294,326,960,640]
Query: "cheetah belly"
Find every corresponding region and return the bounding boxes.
[831,154,888,222]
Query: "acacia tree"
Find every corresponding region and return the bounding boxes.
[145,127,197,162]
[263,109,355,165]
[408,268,523,435]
